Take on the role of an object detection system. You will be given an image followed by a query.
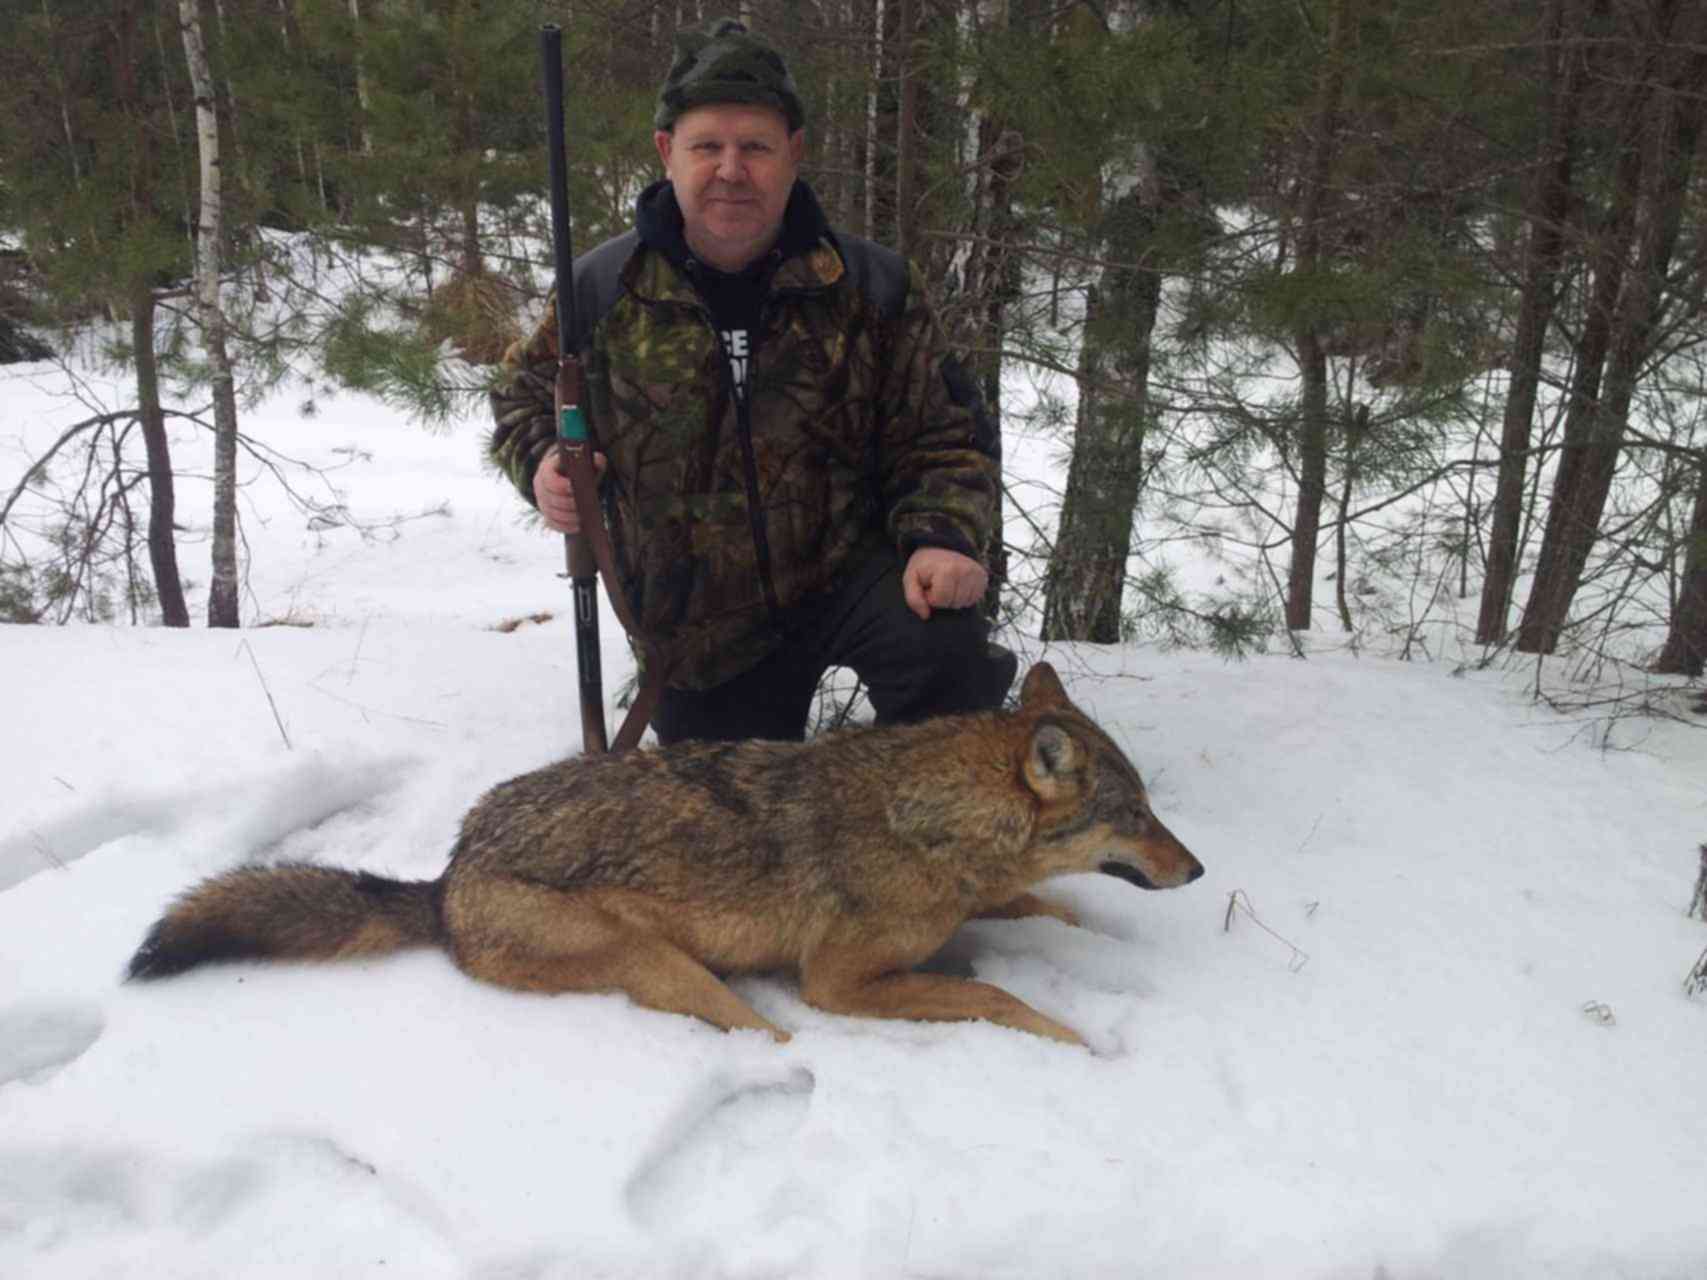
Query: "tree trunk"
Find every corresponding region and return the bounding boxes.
[1475,0,1595,644]
[1516,0,1705,654]
[966,123,1024,621]
[1334,403,1368,632]
[1653,453,1707,676]
[209,0,247,208]
[152,2,198,247]
[131,279,190,627]
[1041,189,1163,644]
[821,3,850,227]
[949,0,1033,623]
[1285,333,1331,631]
[893,0,918,261]
[868,0,898,246]
[40,0,82,187]
[181,0,242,628]
[349,0,374,156]
[1282,0,1352,632]
[1512,143,1636,651]
[271,0,325,213]
[451,0,482,277]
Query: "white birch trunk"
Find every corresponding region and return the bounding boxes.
[180,0,242,627]
[350,0,374,155]
[865,0,884,240]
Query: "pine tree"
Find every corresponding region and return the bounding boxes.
[0,0,193,626]
[1515,0,1707,655]
[1013,1,1283,648]
[1653,449,1707,676]
[1474,0,1604,645]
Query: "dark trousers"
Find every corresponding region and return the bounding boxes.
[652,554,1017,746]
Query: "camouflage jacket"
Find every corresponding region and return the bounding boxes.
[488,181,999,691]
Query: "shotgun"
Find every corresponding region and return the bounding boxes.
[539,24,606,753]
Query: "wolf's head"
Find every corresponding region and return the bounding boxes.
[1015,663,1204,891]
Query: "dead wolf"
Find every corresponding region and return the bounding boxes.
[127,662,1203,1046]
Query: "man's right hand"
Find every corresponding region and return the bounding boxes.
[533,449,606,534]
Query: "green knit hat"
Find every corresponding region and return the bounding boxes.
[654,17,805,133]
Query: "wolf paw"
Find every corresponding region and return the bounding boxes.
[1018,896,1081,928]
[0,1003,105,1086]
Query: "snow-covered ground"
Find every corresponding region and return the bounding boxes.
[2,364,1706,1278]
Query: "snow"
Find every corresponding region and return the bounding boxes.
[3,365,1706,1279]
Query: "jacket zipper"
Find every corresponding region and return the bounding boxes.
[682,257,783,627]
[715,320,782,624]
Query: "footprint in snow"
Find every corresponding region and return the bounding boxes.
[0,1003,105,1086]
[0,755,417,895]
[624,1066,817,1231]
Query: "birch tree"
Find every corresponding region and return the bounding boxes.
[350,0,374,156]
[180,0,243,628]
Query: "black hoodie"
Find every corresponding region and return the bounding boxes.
[634,178,829,398]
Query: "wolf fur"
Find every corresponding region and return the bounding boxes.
[127,663,1203,1046]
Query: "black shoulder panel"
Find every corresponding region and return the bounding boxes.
[569,230,640,355]
[830,233,909,322]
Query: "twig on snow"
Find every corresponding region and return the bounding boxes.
[1580,1001,1617,1025]
[1223,889,1310,972]
[1684,949,1707,999]
[1688,844,1707,922]
[239,639,292,751]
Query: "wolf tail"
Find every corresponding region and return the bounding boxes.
[126,862,441,981]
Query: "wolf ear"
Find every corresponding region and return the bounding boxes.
[1022,721,1085,803]
[1019,662,1070,711]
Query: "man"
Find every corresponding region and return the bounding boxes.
[489,17,1014,745]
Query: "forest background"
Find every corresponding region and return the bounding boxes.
[3,0,1706,697]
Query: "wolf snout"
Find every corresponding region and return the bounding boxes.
[1166,848,1206,888]
[1155,821,1205,888]
[1101,860,1159,889]
[1100,855,1204,890]
[1099,816,1205,890]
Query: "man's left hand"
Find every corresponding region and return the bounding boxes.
[902,547,989,620]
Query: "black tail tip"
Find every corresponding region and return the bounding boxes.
[125,937,188,982]
[123,920,225,982]
[125,951,164,982]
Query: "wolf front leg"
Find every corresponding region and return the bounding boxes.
[974,892,1080,928]
[440,878,790,1042]
[800,942,1086,1046]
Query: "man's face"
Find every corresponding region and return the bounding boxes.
[654,104,804,273]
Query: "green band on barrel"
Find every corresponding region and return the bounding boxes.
[558,405,588,443]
